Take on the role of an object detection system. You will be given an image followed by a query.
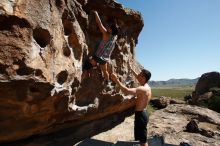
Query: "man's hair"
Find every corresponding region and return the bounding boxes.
[142,69,151,83]
[110,24,118,36]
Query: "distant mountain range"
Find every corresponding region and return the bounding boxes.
[149,78,199,87]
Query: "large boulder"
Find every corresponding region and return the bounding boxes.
[0,0,143,145]
[195,72,220,95]
[191,72,220,107]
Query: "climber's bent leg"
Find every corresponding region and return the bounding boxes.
[100,63,109,81]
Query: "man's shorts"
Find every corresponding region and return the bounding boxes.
[134,111,149,143]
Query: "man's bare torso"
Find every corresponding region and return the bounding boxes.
[135,83,151,111]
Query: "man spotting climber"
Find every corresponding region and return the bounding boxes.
[82,11,118,83]
[111,64,151,146]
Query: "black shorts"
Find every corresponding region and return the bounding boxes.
[82,55,106,71]
[134,111,149,143]
[92,55,106,65]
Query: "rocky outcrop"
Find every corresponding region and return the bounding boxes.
[195,72,220,95]
[0,0,143,145]
[191,72,220,103]
[148,104,220,146]
[150,96,185,109]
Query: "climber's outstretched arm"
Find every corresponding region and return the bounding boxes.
[94,11,108,35]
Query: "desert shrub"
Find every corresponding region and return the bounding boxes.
[208,96,220,113]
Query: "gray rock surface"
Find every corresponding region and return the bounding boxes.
[148,104,220,146]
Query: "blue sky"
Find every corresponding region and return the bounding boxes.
[117,0,220,81]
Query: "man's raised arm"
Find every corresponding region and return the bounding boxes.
[111,73,137,96]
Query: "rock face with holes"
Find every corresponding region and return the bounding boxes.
[0,0,143,145]
[148,104,220,146]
